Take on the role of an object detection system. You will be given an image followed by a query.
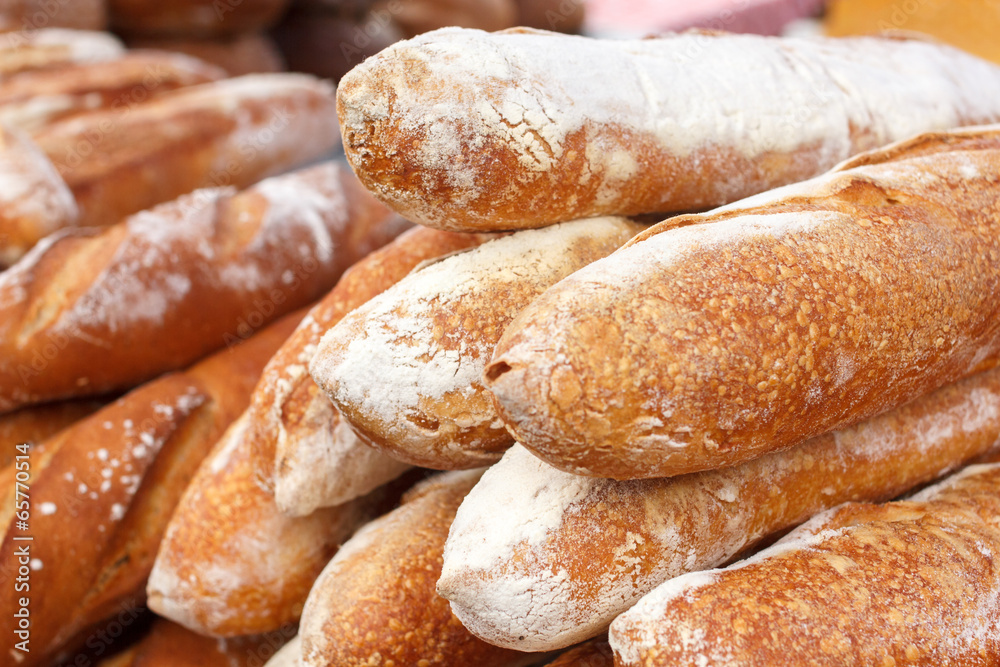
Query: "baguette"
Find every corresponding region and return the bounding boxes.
[248,225,491,515]
[440,367,1000,650]
[0,29,122,77]
[609,462,1000,666]
[0,123,77,267]
[33,72,339,228]
[310,218,644,470]
[486,124,1000,479]
[299,470,537,667]
[147,411,392,637]
[337,27,1000,232]
[0,162,407,414]
[0,310,301,666]
[0,50,225,135]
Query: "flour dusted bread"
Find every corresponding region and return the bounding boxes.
[441,368,1000,650]
[299,470,536,667]
[310,217,644,470]
[0,50,225,135]
[338,27,1000,231]
[0,311,300,666]
[486,124,1000,479]
[610,462,1000,666]
[0,29,122,76]
[0,123,77,266]
[248,226,490,515]
[0,162,406,414]
[147,412,386,637]
[33,72,339,228]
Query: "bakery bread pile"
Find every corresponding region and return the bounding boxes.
[2,24,1000,667]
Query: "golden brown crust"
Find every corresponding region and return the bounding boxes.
[0,310,300,666]
[0,398,104,466]
[108,0,291,37]
[33,72,339,228]
[337,28,1000,231]
[0,162,405,414]
[299,470,536,667]
[147,411,385,637]
[247,225,489,514]
[0,50,225,135]
[310,218,644,470]
[486,126,1000,479]
[440,367,1000,651]
[0,1,107,31]
[544,639,613,667]
[609,463,1000,666]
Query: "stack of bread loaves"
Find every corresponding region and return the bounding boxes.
[4,24,1000,667]
[292,27,1000,666]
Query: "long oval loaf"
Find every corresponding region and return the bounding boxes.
[338,27,1000,232]
[0,310,301,666]
[299,470,537,667]
[441,367,1000,651]
[147,412,390,637]
[310,217,644,470]
[248,226,492,516]
[0,162,407,414]
[486,125,1000,479]
[610,462,1000,666]
[33,72,340,228]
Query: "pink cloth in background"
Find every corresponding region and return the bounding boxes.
[584,0,827,37]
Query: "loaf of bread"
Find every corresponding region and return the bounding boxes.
[0,310,301,666]
[337,27,1000,232]
[125,34,285,76]
[0,29,122,77]
[0,50,225,134]
[0,123,77,267]
[0,162,407,414]
[0,398,104,466]
[299,469,538,667]
[0,1,107,31]
[33,72,339,228]
[108,0,291,36]
[610,461,1000,665]
[441,367,1000,650]
[95,619,296,667]
[248,225,490,515]
[311,217,644,470]
[486,124,1000,479]
[147,412,391,637]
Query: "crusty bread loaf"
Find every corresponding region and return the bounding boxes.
[0,1,107,31]
[0,123,77,267]
[108,0,291,36]
[248,225,490,515]
[95,619,296,667]
[0,29,122,77]
[0,310,301,667]
[337,27,1000,231]
[33,72,339,228]
[299,470,537,667]
[0,398,104,466]
[147,411,389,637]
[486,124,1000,479]
[441,367,1000,650]
[0,50,225,135]
[310,217,644,470]
[609,462,1000,666]
[0,162,407,414]
[125,34,285,76]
